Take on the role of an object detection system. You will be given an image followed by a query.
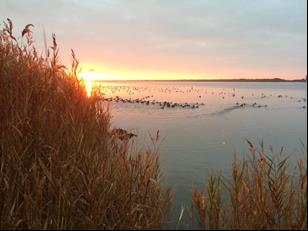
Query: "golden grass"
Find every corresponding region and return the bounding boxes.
[191,140,307,230]
[0,19,171,229]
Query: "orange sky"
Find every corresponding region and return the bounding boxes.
[1,0,307,80]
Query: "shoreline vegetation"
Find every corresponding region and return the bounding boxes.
[190,141,307,230]
[1,20,307,230]
[0,20,171,229]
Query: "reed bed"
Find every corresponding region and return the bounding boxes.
[191,140,307,230]
[0,19,171,230]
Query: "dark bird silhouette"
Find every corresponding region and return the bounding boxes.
[111,128,137,141]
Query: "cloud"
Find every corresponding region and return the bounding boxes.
[0,0,306,79]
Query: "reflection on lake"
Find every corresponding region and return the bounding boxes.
[96,81,307,229]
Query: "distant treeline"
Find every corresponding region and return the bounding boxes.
[178,78,307,82]
[98,78,307,83]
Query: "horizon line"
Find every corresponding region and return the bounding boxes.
[93,77,307,82]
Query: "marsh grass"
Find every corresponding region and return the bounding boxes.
[0,19,171,229]
[191,140,307,230]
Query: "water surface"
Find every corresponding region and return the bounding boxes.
[97,81,307,229]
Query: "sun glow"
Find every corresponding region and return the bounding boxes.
[85,79,92,97]
[78,64,208,81]
[79,72,96,97]
[79,70,149,81]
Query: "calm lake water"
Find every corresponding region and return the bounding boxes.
[97,81,307,229]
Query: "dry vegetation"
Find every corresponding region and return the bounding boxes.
[0,19,171,229]
[191,140,307,230]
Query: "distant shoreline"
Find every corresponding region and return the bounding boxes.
[97,78,307,83]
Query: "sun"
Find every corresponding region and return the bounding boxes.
[85,79,92,97]
[79,71,97,97]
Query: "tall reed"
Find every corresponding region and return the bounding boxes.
[191,140,307,230]
[0,19,171,229]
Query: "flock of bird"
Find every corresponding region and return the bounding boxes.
[96,85,307,110]
[101,96,204,109]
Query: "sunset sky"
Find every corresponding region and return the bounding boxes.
[0,0,307,80]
